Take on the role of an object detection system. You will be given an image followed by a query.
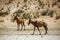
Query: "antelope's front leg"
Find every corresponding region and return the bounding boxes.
[17,24,20,31]
[32,27,36,35]
[37,27,41,35]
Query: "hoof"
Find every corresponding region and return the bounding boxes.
[44,33,47,35]
[44,33,48,35]
[44,33,46,35]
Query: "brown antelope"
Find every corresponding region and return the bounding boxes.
[12,15,25,31]
[28,19,48,35]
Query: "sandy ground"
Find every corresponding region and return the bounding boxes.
[0,35,60,40]
[0,28,60,35]
[0,29,60,40]
[0,25,60,40]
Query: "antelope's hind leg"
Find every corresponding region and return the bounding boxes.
[21,24,25,31]
[21,24,23,30]
[44,26,48,35]
[23,24,25,31]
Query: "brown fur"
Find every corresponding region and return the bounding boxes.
[13,15,25,31]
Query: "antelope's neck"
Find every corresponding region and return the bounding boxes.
[16,17,19,21]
